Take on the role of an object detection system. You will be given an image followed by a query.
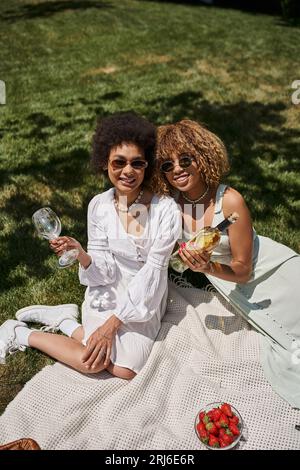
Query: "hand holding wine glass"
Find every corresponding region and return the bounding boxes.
[50,236,83,259]
[32,207,80,268]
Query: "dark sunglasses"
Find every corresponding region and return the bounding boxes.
[160,155,195,173]
[109,158,149,170]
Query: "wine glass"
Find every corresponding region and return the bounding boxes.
[32,207,79,268]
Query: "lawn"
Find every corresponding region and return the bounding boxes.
[0,0,299,413]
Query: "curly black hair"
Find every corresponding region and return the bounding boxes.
[92,112,156,188]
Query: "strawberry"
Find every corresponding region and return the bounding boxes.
[199,411,206,421]
[202,413,210,425]
[197,422,206,434]
[229,415,239,425]
[205,421,219,436]
[208,435,220,448]
[215,420,222,429]
[219,438,228,448]
[219,428,227,438]
[207,410,215,421]
[229,423,240,436]
[210,408,222,422]
[197,422,209,444]
[220,403,233,418]
[222,433,234,446]
[219,413,229,428]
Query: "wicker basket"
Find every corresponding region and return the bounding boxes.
[0,438,41,450]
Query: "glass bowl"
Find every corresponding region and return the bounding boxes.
[194,402,244,450]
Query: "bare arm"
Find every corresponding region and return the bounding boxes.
[222,188,253,283]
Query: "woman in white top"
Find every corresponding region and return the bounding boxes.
[154,119,300,407]
[0,112,181,379]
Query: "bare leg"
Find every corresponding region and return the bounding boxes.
[68,326,136,379]
[107,363,136,380]
[29,330,136,379]
[28,331,106,374]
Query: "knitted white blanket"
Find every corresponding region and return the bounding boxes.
[0,283,299,450]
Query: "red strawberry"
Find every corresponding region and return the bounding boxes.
[205,421,219,436]
[229,414,239,425]
[219,438,228,448]
[229,423,240,436]
[197,422,206,434]
[208,435,220,448]
[219,428,227,438]
[202,413,210,425]
[207,410,215,421]
[199,411,206,421]
[215,420,222,429]
[222,433,234,446]
[197,423,209,444]
[220,403,233,417]
[211,408,222,422]
[219,413,229,428]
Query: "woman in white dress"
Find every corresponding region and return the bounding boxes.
[154,119,300,407]
[0,112,181,379]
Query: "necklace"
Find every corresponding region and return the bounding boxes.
[180,185,210,208]
[114,189,144,213]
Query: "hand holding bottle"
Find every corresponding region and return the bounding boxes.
[169,212,239,273]
[178,245,212,273]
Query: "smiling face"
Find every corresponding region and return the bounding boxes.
[107,142,147,195]
[163,153,204,192]
[156,120,230,197]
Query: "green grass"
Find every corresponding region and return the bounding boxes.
[0,0,299,413]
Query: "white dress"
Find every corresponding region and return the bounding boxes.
[79,188,181,373]
[174,184,300,407]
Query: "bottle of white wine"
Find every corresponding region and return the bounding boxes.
[169,212,239,273]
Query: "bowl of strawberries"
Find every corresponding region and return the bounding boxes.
[195,402,243,450]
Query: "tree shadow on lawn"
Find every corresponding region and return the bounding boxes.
[0,147,97,293]
[0,97,113,144]
[147,90,300,228]
[1,91,299,291]
[0,0,112,22]
[141,0,283,16]
[141,0,299,27]
[0,217,53,292]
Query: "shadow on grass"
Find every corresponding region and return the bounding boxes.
[0,115,115,293]
[0,0,112,22]
[0,147,96,292]
[141,0,300,26]
[0,94,115,143]
[1,91,299,292]
[147,90,300,226]
[141,0,283,14]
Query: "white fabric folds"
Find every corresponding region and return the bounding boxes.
[79,189,182,372]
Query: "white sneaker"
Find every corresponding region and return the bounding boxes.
[0,320,27,364]
[16,304,79,332]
